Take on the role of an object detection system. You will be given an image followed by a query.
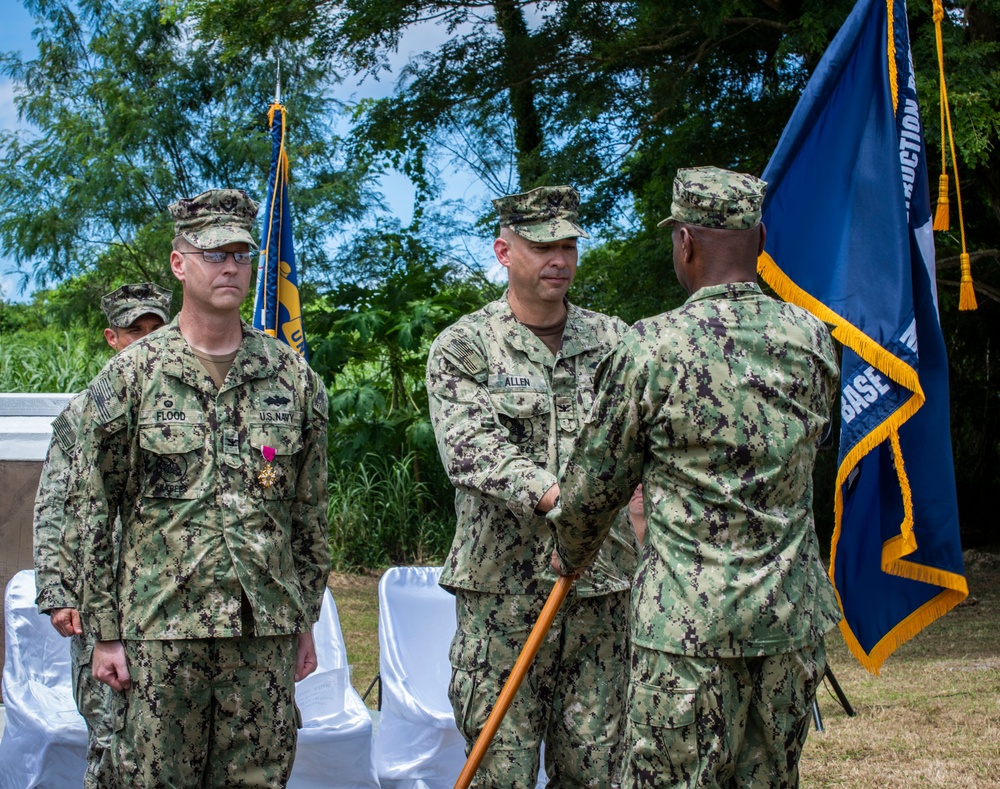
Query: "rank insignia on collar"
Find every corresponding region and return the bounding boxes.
[258,445,278,488]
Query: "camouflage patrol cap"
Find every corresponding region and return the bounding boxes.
[657,166,767,230]
[169,188,259,250]
[492,186,590,242]
[101,282,172,328]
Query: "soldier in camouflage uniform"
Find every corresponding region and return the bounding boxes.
[426,185,639,787]
[34,282,171,789]
[549,167,843,788]
[76,189,330,788]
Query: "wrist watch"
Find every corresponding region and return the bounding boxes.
[535,494,560,515]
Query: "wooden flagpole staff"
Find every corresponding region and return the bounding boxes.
[453,574,575,789]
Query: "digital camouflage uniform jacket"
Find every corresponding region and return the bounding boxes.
[34,393,87,613]
[552,283,842,656]
[78,320,330,642]
[427,294,637,597]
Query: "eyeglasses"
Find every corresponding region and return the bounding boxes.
[184,250,254,266]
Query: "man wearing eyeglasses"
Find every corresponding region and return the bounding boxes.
[76,189,330,788]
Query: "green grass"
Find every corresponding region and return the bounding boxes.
[327,453,453,571]
[0,329,109,392]
[329,549,1000,785]
[800,549,1000,787]
[327,571,382,708]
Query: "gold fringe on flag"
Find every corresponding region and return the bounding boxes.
[932,0,976,310]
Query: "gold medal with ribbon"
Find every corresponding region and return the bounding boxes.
[258,445,278,488]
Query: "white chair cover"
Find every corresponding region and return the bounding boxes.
[0,570,87,789]
[374,566,546,788]
[289,588,380,788]
[374,566,466,788]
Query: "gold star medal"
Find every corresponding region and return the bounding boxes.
[258,445,278,488]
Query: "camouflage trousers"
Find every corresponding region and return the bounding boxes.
[449,588,629,788]
[70,634,117,789]
[622,641,827,789]
[113,635,299,789]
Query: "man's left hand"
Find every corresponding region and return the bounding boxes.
[49,607,83,638]
[294,631,318,682]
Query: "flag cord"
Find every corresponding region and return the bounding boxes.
[931,0,976,309]
[263,102,288,337]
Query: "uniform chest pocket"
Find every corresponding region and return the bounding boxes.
[139,423,208,500]
[489,390,551,454]
[249,424,304,500]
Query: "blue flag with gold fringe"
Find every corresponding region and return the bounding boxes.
[254,102,308,358]
[758,0,967,673]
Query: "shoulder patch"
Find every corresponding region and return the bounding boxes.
[444,337,487,378]
[51,412,77,452]
[312,383,329,420]
[90,375,126,426]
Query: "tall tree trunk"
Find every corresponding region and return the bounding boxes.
[493,0,545,187]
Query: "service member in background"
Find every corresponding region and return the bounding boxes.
[33,282,171,789]
[426,185,639,786]
[76,189,330,788]
[550,166,842,788]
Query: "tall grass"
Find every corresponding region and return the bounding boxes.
[327,452,455,571]
[0,329,109,392]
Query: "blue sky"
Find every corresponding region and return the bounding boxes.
[0,1,34,130]
[1,0,38,300]
[0,0,503,304]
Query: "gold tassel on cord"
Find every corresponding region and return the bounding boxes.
[932,0,976,310]
[932,173,949,231]
[959,253,977,311]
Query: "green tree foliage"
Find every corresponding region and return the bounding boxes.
[327,451,457,570]
[173,0,865,317]
[1,273,118,391]
[910,2,1000,545]
[0,0,371,315]
[308,219,496,471]
[1,327,109,392]
[175,0,1000,546]
[306,221,496,567]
